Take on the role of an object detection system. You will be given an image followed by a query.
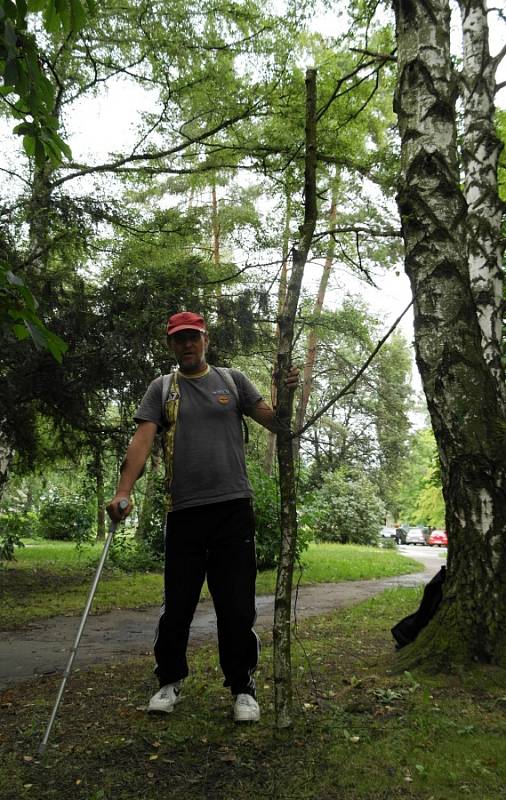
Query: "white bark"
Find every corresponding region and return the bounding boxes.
[0,431,13,500]
[458,0,505,391]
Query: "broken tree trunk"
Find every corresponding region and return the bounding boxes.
[273,68,318,729]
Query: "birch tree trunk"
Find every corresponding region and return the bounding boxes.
[273,68,317,728]
[0,433,13,500]
[393,0,506,668]
[458,0,505,395]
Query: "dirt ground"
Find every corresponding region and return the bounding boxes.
[0,549,441,690]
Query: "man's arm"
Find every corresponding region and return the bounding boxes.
[248,366,300,432]
[248,400,279,432]
[106,420,158,521]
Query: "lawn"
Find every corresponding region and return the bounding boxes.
[1,586,505,800]
[0,540,422,629]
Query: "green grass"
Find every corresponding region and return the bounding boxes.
[1,585,505,800]
[255,542,422,593]
[0,540,422,629]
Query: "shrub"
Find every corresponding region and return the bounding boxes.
[248,461,311,570]
[37,493,94,542]
[109,468,166,572]
[134,468,166,556]
[0,509,38,561]
[307,468,385,546]
[108,529,163,572]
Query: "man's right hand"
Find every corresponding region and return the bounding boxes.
[106,496,132,523]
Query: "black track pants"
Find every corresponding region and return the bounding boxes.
[154,498,259,695]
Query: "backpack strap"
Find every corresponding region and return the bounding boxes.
[161,371,175,428]
[213,366,249,444]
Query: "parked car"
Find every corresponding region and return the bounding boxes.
[380,526,397,541]
[405,527,427,546]
[428,529,448,547]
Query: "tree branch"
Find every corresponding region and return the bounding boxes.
[295,300,413,437]
[50,103,262,188]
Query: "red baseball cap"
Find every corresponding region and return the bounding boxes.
[166,311,207,336]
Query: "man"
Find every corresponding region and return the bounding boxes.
[107,311,298,723]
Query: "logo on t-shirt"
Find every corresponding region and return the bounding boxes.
[213,389,231,405]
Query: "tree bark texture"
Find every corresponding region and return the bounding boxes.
[0,433,13,501]
[264,190,292,475]
[458,0,505,394]
[393,0,506,667]
[273,68,317,728]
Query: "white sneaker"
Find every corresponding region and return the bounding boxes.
[148,682,183,714]
[234,693,260,723]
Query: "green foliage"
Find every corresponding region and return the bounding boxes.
[0,263,67,361]
[248,461,281,570]
[248,461,311,570]
[0,511,28,560]
[108,529,163,573]
[37,491,94,542]
[0,0,93,165]
[395,428,445,527]
[109,465,166,572]
[306,467,385,545]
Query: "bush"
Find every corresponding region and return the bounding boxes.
[248,461,311,570]
[108,529,163,572]
[307,467,385,546]
[0,516,23,562]
[109,467,166,572]
[0,509,38,561]
[37,493,94,542]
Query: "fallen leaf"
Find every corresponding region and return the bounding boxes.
[220,753,237,764]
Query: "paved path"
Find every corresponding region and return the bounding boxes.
[0,547,444,690]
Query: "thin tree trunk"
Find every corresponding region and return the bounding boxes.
[0,433,13,501]
[94,447,106,541]
[136,444,161,542]
[273,68,318,728]
[264,189,292,474]
[294,185,338,449]
[458,0,505,395]
[393,0,506,668]
[211,182,221,268]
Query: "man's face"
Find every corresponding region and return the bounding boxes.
[170,329,208,374]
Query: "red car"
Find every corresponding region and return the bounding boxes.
[428,529,448,547]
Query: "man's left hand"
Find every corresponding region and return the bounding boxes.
[285,366,300,391]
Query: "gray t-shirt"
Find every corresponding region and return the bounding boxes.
[134,366,263,511]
